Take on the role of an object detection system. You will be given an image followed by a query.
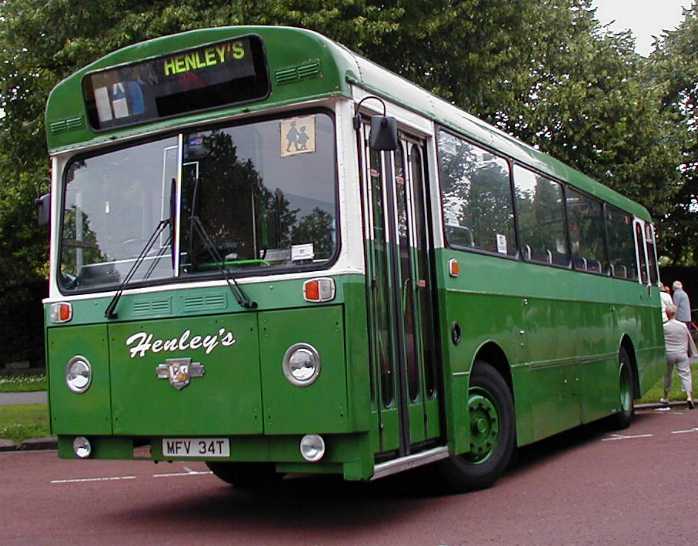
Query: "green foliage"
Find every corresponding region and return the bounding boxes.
[0,0,694,290]
[647,3,698,264]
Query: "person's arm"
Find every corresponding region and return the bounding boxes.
[687,325,697,358]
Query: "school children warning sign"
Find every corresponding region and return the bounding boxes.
[280,116,316,157]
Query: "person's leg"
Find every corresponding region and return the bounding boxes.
[676,358,694,408]
[663,357,676,403]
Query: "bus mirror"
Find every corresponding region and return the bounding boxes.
[36,193,50,226]
[369,116,398,151]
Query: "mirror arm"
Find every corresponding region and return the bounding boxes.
[353,95,387,130]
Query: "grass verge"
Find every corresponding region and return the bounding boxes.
[0,374,47,393]
[638,368,695,404]
[0,404,50,444]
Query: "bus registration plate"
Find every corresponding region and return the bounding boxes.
[162,438,230,458]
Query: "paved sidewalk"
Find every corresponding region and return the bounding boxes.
[0,391,47,406]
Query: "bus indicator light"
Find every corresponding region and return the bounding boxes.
[448,259,460,278]
[303,278,335,303]
[50,302,73,323]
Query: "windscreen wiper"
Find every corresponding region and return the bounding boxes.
[189,216,257,310]
[104,218,171,319]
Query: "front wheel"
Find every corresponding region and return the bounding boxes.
[206,462,283,489]
[437,362,515,492]
[609,347,634,429]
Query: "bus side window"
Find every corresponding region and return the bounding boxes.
[513,165,569,267]
[635,222,649,284]
[645,224,659,285]
[565,188,608,274]
[605,205,638,280]
[437,130,516,257]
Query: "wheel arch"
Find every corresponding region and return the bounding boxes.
[619,334,640,398]
[470,340,514,397]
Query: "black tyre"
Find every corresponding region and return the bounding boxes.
[609,347,634,430]
[437,362,515,492]
[206,462,283,489]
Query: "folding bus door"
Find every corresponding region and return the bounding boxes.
[359,122,441,457]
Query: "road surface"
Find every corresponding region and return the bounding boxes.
[1,408,696,545]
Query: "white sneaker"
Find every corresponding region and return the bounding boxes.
[659,398,669,407]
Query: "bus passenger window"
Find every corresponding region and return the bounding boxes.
[605,205,638,280]
[513,166,569,267]
[635,223,649,284]
[565,188,608,274]
[437,131,516,257]
[645,224,659,284]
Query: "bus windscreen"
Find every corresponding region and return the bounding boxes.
[82,36,269,131]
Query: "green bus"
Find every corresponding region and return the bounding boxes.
[42,26,665,491]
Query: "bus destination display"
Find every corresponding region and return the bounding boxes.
[83,36,269,130]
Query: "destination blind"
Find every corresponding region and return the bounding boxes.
[83,36,269,131]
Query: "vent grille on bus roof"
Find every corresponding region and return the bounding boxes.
[132,297,172,316]
[183,293,227,313]
[49,116,85,135]
[274,61,321,85]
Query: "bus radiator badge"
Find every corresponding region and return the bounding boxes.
[156,358,205,390]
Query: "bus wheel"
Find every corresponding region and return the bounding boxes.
[610,347,634,429]
[437,362,515,492]
[206,462,283,489]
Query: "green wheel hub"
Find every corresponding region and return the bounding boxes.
[466,387,500,464]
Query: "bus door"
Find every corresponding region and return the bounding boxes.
[360,123,441,456]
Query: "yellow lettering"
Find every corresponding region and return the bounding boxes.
[175,57,186,74]
[185,53,198,72]
[232,42,245,60]
[196,51,207,68]
[205,48,217,66]
[164,58,177,76]
[215,46,226,63]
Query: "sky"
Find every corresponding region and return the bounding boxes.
[593,0,694,56]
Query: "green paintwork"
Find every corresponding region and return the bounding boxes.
[47,275,375,479]
[45,26,357,154]
[48,325,112,435]
[259,306,347,433]
[109,313,262,435]
[435,247,665,449]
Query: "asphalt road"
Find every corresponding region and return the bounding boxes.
[1,408,697,546]
[0,391,47,406]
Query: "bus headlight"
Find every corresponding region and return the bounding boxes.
[73,436,92,458]
[300,434,325,462]
[282,343,321,387]
[65,356,92,393]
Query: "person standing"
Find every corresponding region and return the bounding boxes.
[662,304,696,409]
[672,280,691,325]
[660,284,673,322]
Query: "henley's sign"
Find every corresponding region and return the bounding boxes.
[125,328,236,359]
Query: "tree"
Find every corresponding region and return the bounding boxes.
[647,2,698,264]
[0,0,690,289]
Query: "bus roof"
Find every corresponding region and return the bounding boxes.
[45,26,651,222]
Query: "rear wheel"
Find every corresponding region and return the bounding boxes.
[610,347,634,429]
[206,462,283,489]
[437,362,515,492]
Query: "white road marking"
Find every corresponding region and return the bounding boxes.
[671,427,698,434]
[153,466,212,478]
[51,475,136,484]
[602,433,654,441]
[153,470,212,478]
